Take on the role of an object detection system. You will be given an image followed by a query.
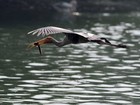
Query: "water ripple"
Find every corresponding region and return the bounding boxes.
[32,94,52,99]
[0,18,140,105]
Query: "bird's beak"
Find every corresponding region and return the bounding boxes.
[28,37,52,49]
[27,37,52,55]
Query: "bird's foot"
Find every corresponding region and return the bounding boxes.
[116,44,128,48]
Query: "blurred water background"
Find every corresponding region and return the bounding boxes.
[0,0,140,105]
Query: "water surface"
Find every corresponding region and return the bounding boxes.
[0,13,140,105]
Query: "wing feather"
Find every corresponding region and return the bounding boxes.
[28,26,73,36]
[28,26,100,41]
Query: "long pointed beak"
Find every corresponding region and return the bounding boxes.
[28,37,52,49]
[27,37,52,54]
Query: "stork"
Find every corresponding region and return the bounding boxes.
[28,26,128,54]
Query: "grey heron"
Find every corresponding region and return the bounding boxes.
[28,26,128,54]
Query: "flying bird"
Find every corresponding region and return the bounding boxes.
[28,26,128,54]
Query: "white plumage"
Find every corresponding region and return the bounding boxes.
[28,26,100,41]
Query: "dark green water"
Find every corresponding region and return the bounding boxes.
[0,13,140,105]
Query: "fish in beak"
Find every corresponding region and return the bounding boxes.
[28,37,52,55]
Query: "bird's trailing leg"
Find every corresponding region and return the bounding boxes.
[97,38,128,48]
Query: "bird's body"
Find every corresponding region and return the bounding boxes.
[28,26,127,54]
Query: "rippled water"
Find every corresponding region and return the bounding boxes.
[0,13,140,105]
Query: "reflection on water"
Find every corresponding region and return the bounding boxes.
[0,13,140,105]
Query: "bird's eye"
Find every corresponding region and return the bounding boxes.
[34,42,39,46]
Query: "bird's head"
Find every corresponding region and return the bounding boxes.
[28,37,53,48]
[27,36,53,54]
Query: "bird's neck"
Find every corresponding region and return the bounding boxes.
[51,37,64,47]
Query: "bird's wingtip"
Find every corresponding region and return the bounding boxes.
[27,31,32,34]
[27,30,35,35]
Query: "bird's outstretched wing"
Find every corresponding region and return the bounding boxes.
[28,26,73,37]
[28,26,100,41]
